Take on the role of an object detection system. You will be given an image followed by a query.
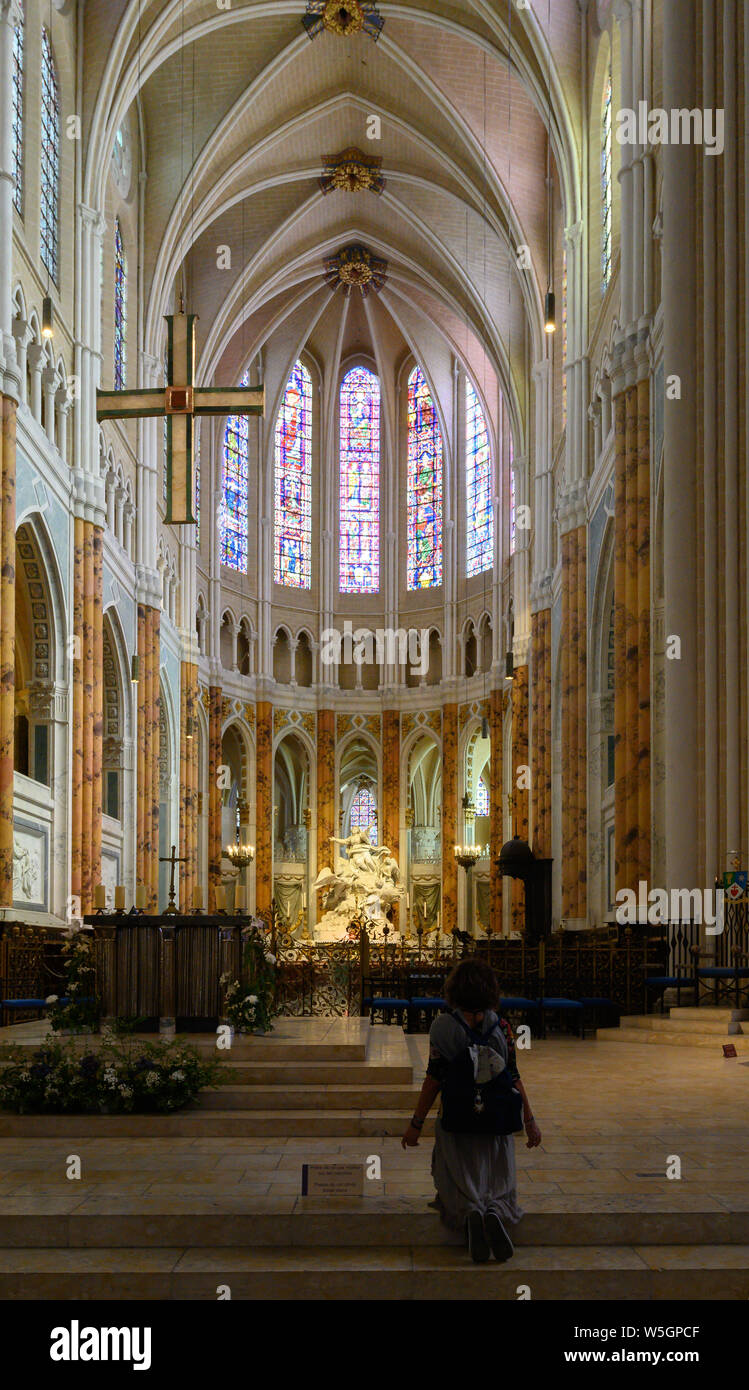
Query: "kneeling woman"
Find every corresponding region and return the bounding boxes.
[401,959,541,1263]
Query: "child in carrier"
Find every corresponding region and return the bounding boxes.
[401,958,542,1263]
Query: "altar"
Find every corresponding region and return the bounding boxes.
[85,912,249,1032]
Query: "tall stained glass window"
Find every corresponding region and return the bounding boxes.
[194,427,201,547]
[465,378,492,577]
[562,246,568,424]
[221,369,250,572]
[601,65,612,293]
[162,348,168,503]
[339,366,380,594]
[40,28,60,283]
[475,777,489,818]
[350,785,377,844]
[407,365,443,590]
[275,361,312,588]
[114,220,126,391]
[11,3,24,215]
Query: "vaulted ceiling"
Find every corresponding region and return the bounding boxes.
[84,0,583,445]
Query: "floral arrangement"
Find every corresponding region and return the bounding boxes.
[0,1035,224,1115]
[220,920,277,1034]
[46,927,100,1034]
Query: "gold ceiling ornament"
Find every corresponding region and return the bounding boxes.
[324,243,388,298]
[302,0,384,40]
[320,147,385,196]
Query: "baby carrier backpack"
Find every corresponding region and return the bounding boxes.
[439,1012,523,1136]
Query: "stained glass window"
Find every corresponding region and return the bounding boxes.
[350,786,377,844]
[465,378,492,577]
[509,439,516,556]
[601,66,612,293]
[40,28,60,284]
[275,361,312,588]
[162,348,168,503]
[194,426,201,547]
[475,777,489,817]
[114,219,126,391]
[407,365,443,590]
[221,368,250,572]
[339,366,380,594]
[11,2,24,215]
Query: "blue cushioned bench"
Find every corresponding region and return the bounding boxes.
[540,997,585,1039]
[646,974,693,1013]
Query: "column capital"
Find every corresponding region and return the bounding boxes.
[564,220,584,247]
[557,478,588,534]
[530,573,554,613]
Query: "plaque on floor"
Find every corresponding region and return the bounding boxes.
[301,1163,364,1196]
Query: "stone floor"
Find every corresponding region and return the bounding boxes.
[1,1017,748,1297]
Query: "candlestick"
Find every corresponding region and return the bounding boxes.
[215,885,225,911]
[114,886,126,911]
[192,886,203,910]
[94,884,107,910]
[135,885,147,910]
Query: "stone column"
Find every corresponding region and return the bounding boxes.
[383,709,400,926]
[179,662,199,909]
[207,684,222,912]
[531,604,552,857]
[489,686,506,934]
[136,603,161,911]
[27,344,44,426]
[511,663,529,933]
[316,709,335,881]
[0,1,22,374]
[441,703,458,930]
[0,393,16,904]
[559,519,588,919]
[255,701,273,918]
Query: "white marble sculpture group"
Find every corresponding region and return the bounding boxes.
[313,829,405,942]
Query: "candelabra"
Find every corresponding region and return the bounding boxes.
[224,842,255,914]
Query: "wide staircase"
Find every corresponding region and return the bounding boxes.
[597,1005,749,1050]
[1,1018,748,1298]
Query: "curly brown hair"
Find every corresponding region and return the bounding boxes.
[443,959,500,1012]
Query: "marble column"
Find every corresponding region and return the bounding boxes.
[81,524,94,910]
[489,686,505,935]
[511,666,529,933]
[316,709,335,876]
[136,604,161,910]
[91,527,103,902]
[613,377,650,893]
[208,685,222,912]
[560,528,587,918]
[255,702,273,919]
[382,709,400,926]
[531,607,552,857]
[179,662,198,909]
[441,703,458,930]
[0,394,16,905]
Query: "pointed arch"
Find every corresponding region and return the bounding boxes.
[407,364,443,590]
[339,365,380,594]
[220,367,250,572]
[465,377,492,577]
[40,27,60,284]
[274,359,312,589]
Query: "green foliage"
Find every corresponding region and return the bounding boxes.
[220,922,277,1033]
[46,929,100,1034]
[0,1035,225,1115]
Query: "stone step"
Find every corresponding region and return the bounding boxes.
[596,1026,749,1050]
[669,1006,749,1023]
[0,1110,435,1139]
[621,1015,743,1036]
[196,1085,421,1111]
[0,1035,368,1064]
[2,1201,745,1251]
[215,1062,414,1086]
[1,1244,747,1300]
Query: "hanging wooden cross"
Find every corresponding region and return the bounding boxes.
[97,309,264,525]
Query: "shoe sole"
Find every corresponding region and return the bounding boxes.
[467,1211,490,1263]
[485,1211,514,1262]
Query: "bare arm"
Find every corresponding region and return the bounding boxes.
[515,1076,542,1148]
[401,1074,441,1148]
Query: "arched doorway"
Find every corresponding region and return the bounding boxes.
[406,733,442,933]
[274,732,310,932]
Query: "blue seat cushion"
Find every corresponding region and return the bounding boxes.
[579,997,614,1007]
[698,968,749,979]
[500,997,540,1010]
[410,997,445,1008]
[1,998,47,1008]
[370,997,409,1008]
[541,997,583,1009]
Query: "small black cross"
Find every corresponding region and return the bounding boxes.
[159,844,187,914]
